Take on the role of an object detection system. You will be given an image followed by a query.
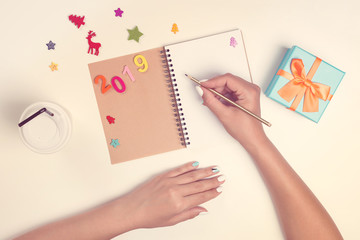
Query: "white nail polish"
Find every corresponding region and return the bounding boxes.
[195,86,203,96]
[217,175,226,182]
[212,166,220,173]
[199,79,208,83]
[216,186,223,193]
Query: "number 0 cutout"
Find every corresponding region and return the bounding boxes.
[111,76,126,93]
[94,75,112,94]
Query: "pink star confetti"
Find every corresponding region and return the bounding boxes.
[230,37,238,48]
[106,115,115,124]
[114,8,124,17]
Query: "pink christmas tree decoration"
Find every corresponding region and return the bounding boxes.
[230,37,238,48]
[68,14,85,29]
[86,30,101,56]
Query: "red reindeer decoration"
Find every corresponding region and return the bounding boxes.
[86,31,101,56]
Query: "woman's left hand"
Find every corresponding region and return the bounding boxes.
[118,161,225,230]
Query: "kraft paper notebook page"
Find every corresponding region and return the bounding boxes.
[88,29,252,164]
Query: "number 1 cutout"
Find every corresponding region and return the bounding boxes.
[123,65,135,82]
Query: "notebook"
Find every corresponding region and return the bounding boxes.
[88,29,252,164]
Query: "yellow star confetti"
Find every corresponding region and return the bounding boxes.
[49,62,58,71]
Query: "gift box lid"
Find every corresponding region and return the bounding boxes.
[265,46,345,123]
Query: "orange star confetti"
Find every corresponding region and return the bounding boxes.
[49,62,58,71]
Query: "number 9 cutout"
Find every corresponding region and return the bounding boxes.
[134,54,148,72]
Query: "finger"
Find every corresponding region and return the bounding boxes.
[174,166,220,184]
[167,206,207,226]
[185,188,222,208]
[201,73,251,94]
[202,86,232,120]
[180,175,225,196]
[195,82,229,100]
[166,161,200,178]
[199,79,228,95]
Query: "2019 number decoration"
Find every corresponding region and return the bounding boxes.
[94,54,148,94]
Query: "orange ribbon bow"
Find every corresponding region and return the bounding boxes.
[277,58,332,112]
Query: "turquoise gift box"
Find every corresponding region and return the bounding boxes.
[265,46,345,123]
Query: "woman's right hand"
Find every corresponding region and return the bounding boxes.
[198,73,267,149]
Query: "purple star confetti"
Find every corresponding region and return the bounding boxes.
[46,40,56,50]
[114,8,124,17]
[230,37,237,48]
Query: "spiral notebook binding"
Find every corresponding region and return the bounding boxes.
[161,48,190,146]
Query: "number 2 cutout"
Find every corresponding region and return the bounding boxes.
[111,76,126,93]
[134,54,148,72]
[94,75,112,94]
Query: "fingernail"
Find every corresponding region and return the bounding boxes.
[198,211,209,216]
[195,86,203,96]
[217,175,226,182]
[192,161,199,167]
[216,186,223,193]
[212,167,220,173]
[199,79,208,83]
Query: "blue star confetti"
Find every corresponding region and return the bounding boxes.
[110,139,120,148]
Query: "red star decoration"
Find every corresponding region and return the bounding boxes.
[106,115,115,124]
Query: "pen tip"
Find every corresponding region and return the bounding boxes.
[184,74,188,77]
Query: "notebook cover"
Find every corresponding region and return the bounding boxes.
[88,47,185,164]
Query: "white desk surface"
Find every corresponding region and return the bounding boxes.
[1,0,359,239]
